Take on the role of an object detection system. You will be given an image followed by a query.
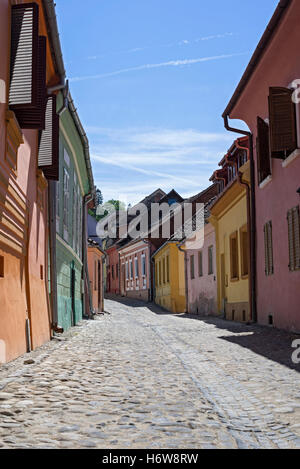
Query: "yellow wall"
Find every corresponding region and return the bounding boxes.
[210,182,250,320]
[154,243,186,313]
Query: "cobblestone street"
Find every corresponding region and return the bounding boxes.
[0,297,300,449]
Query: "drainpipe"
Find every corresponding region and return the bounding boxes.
[176,240,189,314]
[223,115,257,322]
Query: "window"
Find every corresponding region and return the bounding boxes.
[63,168,70,242]
[73,181,77,252]
[264,221,274,276]
[230,233,239,280]
[208,246,214,276]
[116,263,119,279]
[155,262,158,287]
[38,95,59,180]
[257,117,271,184]
[159,261,162,286]
[40,265,44,280]
[126,261,129,280]
[56,180,60,233]
[198,251,203,277]
[77,189,82,256]
[190,255,195,279]
[166,256,170,283]
[129,259,133,279]
[142,255,146,277]
[9,5,47,130]
[163,257,166,284]
[240,226,249,277]
[287,206,300,272]
[112,265,114,280]
[94,261,97,290]
[269,87,297,160]
[134,257,139,278]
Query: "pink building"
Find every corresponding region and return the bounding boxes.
[223,0,300,332]
[186,221,217,315]
[119,239,156,302]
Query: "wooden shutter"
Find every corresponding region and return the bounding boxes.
[269,87,297,158]
[14,36,47,129]
[264,221,274,276]
[257,117,271,183]
[38,95,59,181]
[9,3,39,109]
[288,206,300,272]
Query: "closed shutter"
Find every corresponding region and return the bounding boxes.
[257,117,271,184]
[9,3,39,109]
[38,95,59,180]
[14,36,47,129]
[288,206,300,271]
[264,221,274,276]
[269,87,297,158]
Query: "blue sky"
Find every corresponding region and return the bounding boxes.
[56,0,278,205]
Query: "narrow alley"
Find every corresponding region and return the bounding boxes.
[0,298,299,450]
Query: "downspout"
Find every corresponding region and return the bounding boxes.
[176,240,189,314]
[223,115,257,322]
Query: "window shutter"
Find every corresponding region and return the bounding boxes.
[269,87,297,158]
[257,117,271,184]
[38,95,59,181]
[9,3,39,109]
[264,221,274,276]
[267,221,274,275]
[288,206,300,271]
[14,36,47,129]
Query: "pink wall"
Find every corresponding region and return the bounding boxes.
[119,240,153,301]
[186,223,217,315]
[230,0,300,332]
[0,1,50,362]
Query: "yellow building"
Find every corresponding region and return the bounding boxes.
[153,242,186,313]
[209,138,251,323]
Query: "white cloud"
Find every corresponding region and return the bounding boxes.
[89,127,231,204]
[70,52,248,82]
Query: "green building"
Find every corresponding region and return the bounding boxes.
[51,90,94,332]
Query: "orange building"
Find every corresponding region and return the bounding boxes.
[0,1,65,363]
[87,241,105,314]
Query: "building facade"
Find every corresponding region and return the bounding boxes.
[105,243,120,295]
[209,138,251,322]
[153,242,186,314]
[87,241,104,314]
[223,0,300,332]
[0,0,64,363]
[55,91,94,332]
[185,221,217,315]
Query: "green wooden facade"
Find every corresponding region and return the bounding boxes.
[55,92,90,331]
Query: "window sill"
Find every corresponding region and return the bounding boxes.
[230,277,239,283]
[259,175,272,189]
[282,148,300,168]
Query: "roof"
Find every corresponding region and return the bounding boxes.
[223,0,292,117]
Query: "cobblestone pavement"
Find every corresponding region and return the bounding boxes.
[0,297,300,449]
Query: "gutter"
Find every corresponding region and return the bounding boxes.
[223,0,291,118]
[223,117,257,323]
[67,93,94,193]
